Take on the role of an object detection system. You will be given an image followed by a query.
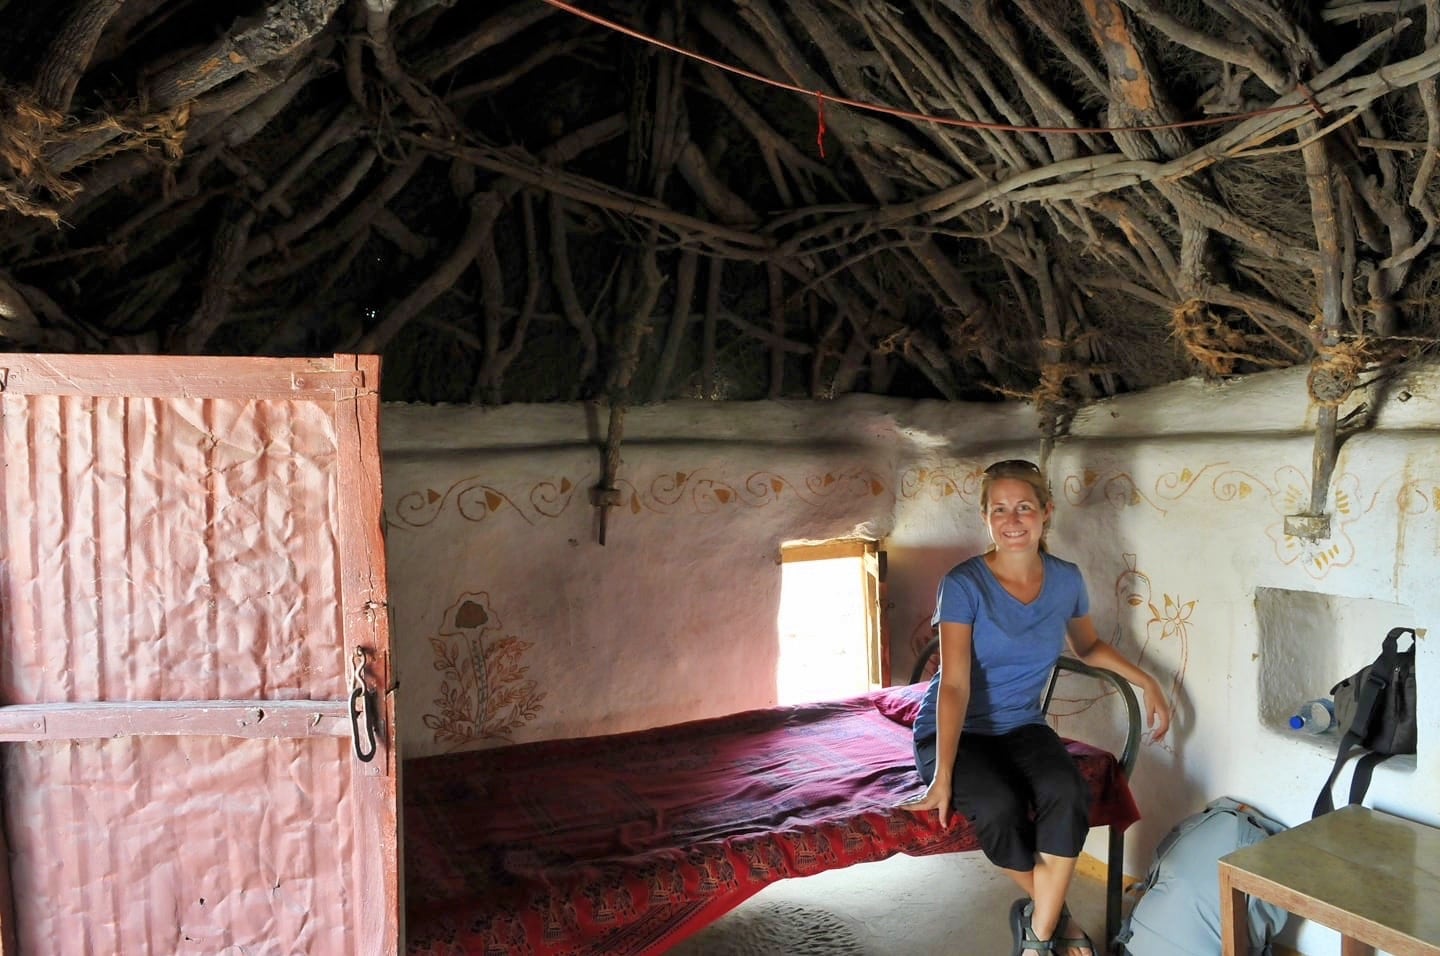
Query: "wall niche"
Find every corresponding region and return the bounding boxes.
[1254,587,1419,765]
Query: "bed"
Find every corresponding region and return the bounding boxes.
[402,656,1143,955]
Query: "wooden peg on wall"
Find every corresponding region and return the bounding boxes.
[591,401,628,545]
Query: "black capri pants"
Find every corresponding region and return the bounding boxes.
[914,722,1089,872]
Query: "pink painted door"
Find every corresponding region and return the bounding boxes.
[0,354,398,954]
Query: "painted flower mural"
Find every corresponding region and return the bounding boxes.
[423,590,546,748]
[1262,465,1360,578]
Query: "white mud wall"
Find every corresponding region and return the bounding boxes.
[381,362,1440,954]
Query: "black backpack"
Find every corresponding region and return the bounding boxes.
[1312,626,1418,818]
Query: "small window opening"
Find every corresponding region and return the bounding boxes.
[777,539,885,704]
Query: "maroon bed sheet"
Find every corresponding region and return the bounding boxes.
[403,683,1139,955]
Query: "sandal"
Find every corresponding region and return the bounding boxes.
[1050,908,1095,955]
[1008,898,1055,954]
[1052,903,1095,955]
[1053,925,1095,956]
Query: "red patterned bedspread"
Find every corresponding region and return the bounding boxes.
[403,684,1138,955]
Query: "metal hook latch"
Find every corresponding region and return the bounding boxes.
[349,647,380,763]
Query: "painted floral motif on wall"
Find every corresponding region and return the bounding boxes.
[1047,554,1190,754]
[907,617,939,683]
[897,464,984,503]
[391,477,578,527]
[1062,468,1167,513]
[423,591,545,748]
[1388,475,1440,516]
[901,461,1167,515]
[1154,462,1360,578]
[1114,554,1191,735]
[390,466,887,526]
[1260,466,1360,576]
[614,467,887,514]
[1060,461,1365,579]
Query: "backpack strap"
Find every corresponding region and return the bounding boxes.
[1312,733,1364,818]
[1312,630,1407,818]
[1347,750,1393,807]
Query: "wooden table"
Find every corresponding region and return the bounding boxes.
[1218,805,1440,956]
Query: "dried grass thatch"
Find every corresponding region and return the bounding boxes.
[0,0,1437,408]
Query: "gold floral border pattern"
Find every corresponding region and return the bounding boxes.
[1062,469,1168,514]
[389,466,888,526]
[1065,462,1375,579]
[616,467,888,514]
[390,476,577,528]
[896,464,983,503]
[1365,473,1440,516]
[422,590,546,749]
[1150,462,1361,578]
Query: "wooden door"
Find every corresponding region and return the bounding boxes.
[0,354,398,954]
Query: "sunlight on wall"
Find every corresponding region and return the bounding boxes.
[777,556,870,704]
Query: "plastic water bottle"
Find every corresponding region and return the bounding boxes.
[1288,698,1335,734]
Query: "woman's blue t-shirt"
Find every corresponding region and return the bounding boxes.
[912,552,1090,739]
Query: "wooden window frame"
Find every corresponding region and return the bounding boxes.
[780,539,890,687]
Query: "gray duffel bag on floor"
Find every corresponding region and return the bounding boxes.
[1116,796,1289,956]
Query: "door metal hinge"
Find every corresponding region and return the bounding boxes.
[291,370,367,391]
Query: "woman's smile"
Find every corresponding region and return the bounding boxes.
[984,477,1050,550]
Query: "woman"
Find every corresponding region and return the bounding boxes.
[901,459,1171,955]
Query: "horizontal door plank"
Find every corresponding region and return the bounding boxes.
[0,354,367,399]
[0,699,351,741]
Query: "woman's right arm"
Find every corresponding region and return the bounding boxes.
[901,620,972,826]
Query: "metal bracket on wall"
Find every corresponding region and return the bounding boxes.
[1284,512,1331,540]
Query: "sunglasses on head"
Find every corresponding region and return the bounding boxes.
[983,459,1042,476]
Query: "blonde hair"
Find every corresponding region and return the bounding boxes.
[979,459,1053,550]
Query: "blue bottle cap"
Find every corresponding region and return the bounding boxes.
[1289,715,1304,729]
